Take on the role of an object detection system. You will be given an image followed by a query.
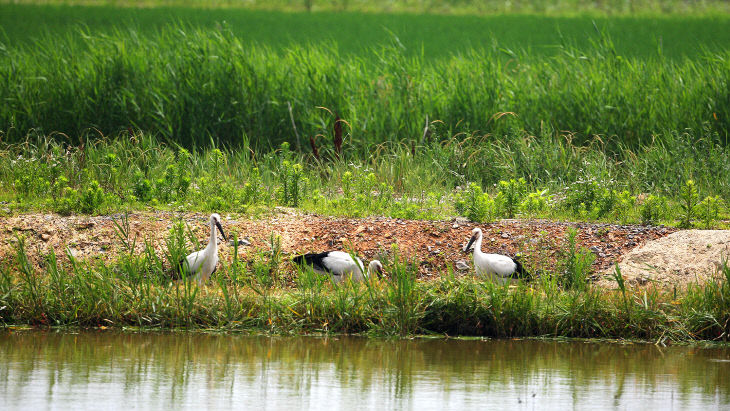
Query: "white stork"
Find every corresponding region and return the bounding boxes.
[292,251,383,283]
[463,227,530,284]
[175,213,226,284]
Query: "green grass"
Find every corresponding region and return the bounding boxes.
[4,0,730,16]
[2,231,730,342]
[2,4,729,61]
[0,134,728,227]
[1,24,728,150]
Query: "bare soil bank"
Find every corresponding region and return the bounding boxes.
[5,210,708,288]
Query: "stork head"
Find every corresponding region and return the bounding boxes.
[463,227,482,253]
[210,213,227,242]
[368,260,384,278]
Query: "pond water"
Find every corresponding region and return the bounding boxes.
[1,331,729,410]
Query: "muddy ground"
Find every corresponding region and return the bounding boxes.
[4,209,712,288]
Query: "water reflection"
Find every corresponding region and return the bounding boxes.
[1,331,728,409]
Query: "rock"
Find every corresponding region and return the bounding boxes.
[501,233,510,239]
[454,217,469,225]
[228,238,251,247]
[455,260,470,271]
[41,233,50,242]
[589,246,601,254]
[452,223,459,229]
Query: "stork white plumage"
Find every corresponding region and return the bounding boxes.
[292,251,383,283]
[176,213,226,284]
[463,227,530,284]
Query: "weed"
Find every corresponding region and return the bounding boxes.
[698,195,722,229]
[640,194,668,225]
[558,228,595,291]
[454,183,495,222]
[496,178,527,218]
[679,179,700,228]
[520,189,549,216]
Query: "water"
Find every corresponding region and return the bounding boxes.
[1,331,729,410]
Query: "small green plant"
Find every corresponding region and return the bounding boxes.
[496,178,527,218]
[520,189,549,216]
[593,188,617,218]
[454,183,495,222]
[563,177,601,213]
[79,180,106,214]
[55,186,80,215]
[679,179,699,228]
[698,195,721,229]
[278,161,307,207]
[558,228,595,291]
[242,167,263,205]
[342,171,354,199]
[640,194,667,225]
[614,190,636,223]
[132,171,154,202]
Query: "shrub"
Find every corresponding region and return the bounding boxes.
[679,179,699,228]
[79,180,106,214]
[698,195,722,229]
[454,183,495,222]
[640,194,668,225]
[132,171,153,202]
[563,177,601,213]
[520,189,549,216]
[495,178,527,218]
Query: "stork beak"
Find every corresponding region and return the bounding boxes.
[215,220,226,242]
[463,234,477,253]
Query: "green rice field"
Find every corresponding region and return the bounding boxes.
[2,4,729,60]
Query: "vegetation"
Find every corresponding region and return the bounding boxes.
[0,134,728,226]
[1,24,729,150]
[1,230,729,342]
[4,4,730,60]
[4,0,730,16]
[0,2,729,341]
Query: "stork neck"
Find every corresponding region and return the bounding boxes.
[207,220,217,250]
[472,233,483,256]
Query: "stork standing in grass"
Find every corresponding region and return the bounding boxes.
[463,227,530,284]
[176,213,226,284]
[292,251,383,283]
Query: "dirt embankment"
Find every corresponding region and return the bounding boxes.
[2,210,702,288]
[597,229,730,289]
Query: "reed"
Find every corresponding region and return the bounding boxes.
[1,24,728,151]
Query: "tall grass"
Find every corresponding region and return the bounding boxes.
[2,234,730,342]
[1,25,728,150]
[0,132,728,225]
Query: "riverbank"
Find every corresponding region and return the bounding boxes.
[1,212,728,342]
